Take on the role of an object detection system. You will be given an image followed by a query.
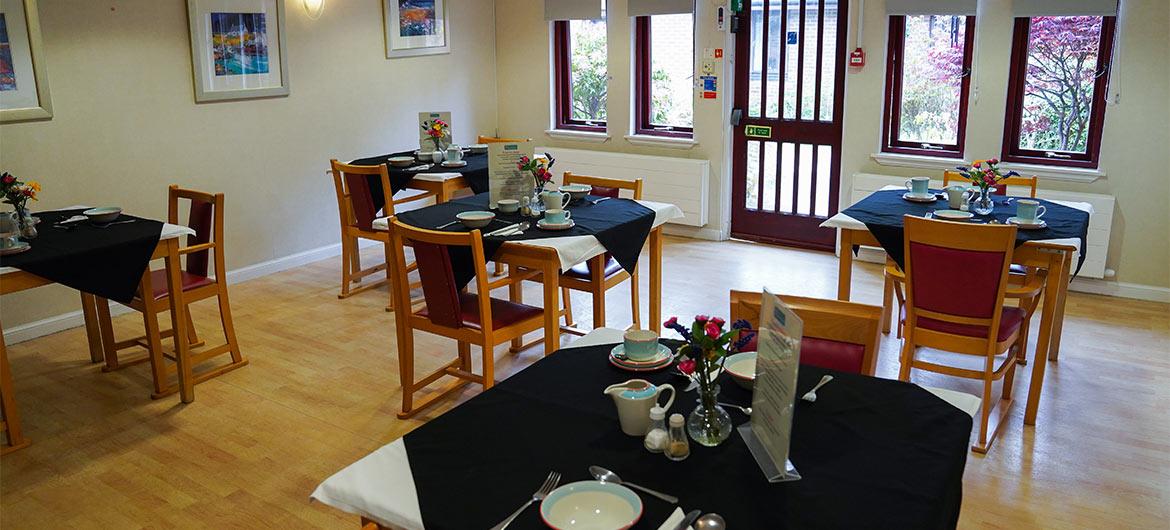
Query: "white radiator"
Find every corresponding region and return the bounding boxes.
[849,173,1115,279]
[536,146,709,227]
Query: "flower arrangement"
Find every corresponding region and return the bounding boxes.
[421,118,450,151]
[517,153,556,194]
[663,315,756,445]
[1,172,41,237]
[954,158,1019,193]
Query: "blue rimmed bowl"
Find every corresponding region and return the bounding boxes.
[540,480,642,529]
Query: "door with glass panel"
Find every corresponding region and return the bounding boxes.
[730,0,848,250]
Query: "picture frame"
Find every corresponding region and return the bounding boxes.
[384,0,449,59]
[0,0,53,123]
[186,0,290,103]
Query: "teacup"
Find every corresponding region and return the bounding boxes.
[445,144,463,163]
[1016,199,1047,222]
[544,209,571,225]
[622,329,660,361]
[497,199,520,214]
[905,176,930,196]
[540,190,571,211]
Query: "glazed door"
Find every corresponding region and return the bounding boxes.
[730,0,848,251]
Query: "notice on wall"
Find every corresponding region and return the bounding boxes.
[418,111,452,152]
[738,288,804,482]
[488,141,534,209]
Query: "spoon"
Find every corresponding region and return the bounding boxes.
[589,465,678,504]
[801,374,834,402]
[498,221,530,236]
[694,513,727,530]
[718,401,752,415]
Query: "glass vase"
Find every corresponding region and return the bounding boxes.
[14,205,36,239]
[972,187,995,215]
[686,383,732,447]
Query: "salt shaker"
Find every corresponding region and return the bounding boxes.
[643,406,668,453]
[664,413,690,461]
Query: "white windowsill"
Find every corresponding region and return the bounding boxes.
[544,129,611,143]
[624,134,698,149]
[871,152,1105,183]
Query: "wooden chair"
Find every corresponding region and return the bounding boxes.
[98,185,248,398]
[557,172,644,334]
[476,135,532,144]
[728,291,883,376]
[389,219,546,419]
[942,170,1038,197]
[897,215,1042,453]
[331,159,427,310]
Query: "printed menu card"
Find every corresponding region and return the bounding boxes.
[738,288,804,482]
[418,111,452,152]
[488,141,534,209]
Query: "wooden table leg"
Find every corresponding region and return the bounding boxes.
[163,239,194,403]
[1048,252,1073,362]
[0,321,31,454]
[542,258,561,355]
[837,229,854,301]
[79,293,105,364]
[508,265,524,352]
[1024,250,1066,426]
[649,227,663,334]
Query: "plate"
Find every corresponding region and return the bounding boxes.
[933,209,973,221]
[537,219,575,231]
[440,160,468,168]
[1007,217,1047,229]
[902,192,937,203]
[0,241,31,256]
[387,156,414,167]
[468,143,489,153]
[540,481,642,530]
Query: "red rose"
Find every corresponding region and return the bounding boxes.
[988,158,999,165]
[694,315,709,323]
[704,322,721,339]
[664,316,678,327]
[678,359,696,375]
[2,175,16,185]
[710,317,725,327]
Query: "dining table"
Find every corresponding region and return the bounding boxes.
[311,327,976,529]
[0,208,197,454]
[349,150,490,209]
[820,185,1093,426]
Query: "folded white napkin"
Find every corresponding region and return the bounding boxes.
[412,172,463,181]
[657,507,694,530]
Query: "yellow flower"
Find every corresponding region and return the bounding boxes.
[29,181,41,192]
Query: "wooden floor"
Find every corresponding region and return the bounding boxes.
[2,236,1168,528]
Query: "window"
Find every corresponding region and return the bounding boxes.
[553,16,608,133]
[634,14,694,137]
[881,15,975,157]
[1002,16,1115,168]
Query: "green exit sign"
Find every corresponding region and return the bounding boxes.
[745,125,772,139]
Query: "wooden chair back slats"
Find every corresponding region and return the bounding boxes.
[168,185,224,279]
[562,172,644,200]
[943,171,1039,198]
[477,135,532,144]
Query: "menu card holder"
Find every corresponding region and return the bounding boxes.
[488,141,534,209]
[738,288,804,483]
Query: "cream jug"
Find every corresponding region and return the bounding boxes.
[604,379,676,436]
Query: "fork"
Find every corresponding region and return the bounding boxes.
[588,196,612,205]
[491,471,561,530]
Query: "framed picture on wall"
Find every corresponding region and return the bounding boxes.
[384,0,449,58]
[186,0,289,102]
[0,0,52,123]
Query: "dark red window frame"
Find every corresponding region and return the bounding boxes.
[553,20,606,133]
[634,16,694,138]
[1001,16,1115,169]
[881,15,976,158]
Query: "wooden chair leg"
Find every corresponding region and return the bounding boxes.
[630,270,642,329]
[481,334,495,390]
[384,242,396,313]
[561,287,575,327]
[897,340,914,382]
[592,286,606,330]
[457,341,471,371]
[141,306,170,398]
[880,276,894,334]
[350,237,363,280]
[95,298,119,371]
[339,235,354,299]
[397,328,416,419]
[493,261,505,277]
[184,306,201,347]
[972,377,995,453]
[509,269,526,353]
[216,288,245,365]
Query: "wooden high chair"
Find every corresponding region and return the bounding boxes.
[97,185,247,398]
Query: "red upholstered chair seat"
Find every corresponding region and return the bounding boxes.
[914,306,1026,342]
[145,269,215,301]
[418,292,544,330]
[734,331,866,374]
[563,256,623,280]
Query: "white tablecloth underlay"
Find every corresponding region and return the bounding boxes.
[0,207,195,276]
[373,200,684,272]
[309,327,980,529]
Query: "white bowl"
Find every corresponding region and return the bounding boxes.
[560,184,592,201]
[455,210,495,229]
[468,143,489,154]
[497,199,520,214]
[387,156,415,167]
[540,481,642,530]
[724,351,757,389]
[83,207,122,224]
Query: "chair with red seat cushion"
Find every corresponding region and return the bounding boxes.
[898,215,1042,453]
[389,218,547,419]
[555,172,645,334]
[729,291,882,376]
[96,185,248,399]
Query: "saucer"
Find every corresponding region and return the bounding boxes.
[902,192,937,203]
[1007,217,1047,229]
[609,344,673,371]
[387,156,414,167]
[537,219,575,231]
[441,160,468,168]
[0,241,31,256]
[933,209,973,220]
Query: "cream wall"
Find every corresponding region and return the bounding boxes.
[0,0,498,329]
[496,0,1170,290]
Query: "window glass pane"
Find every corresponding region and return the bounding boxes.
[1018,16,1103,154]
[648,14,694,128]
[818,0,839,121]
[748,9,763,117]
[765,1,782,118]
[897,15,967,145]
[782,5,798,119]
[569,17,607,123]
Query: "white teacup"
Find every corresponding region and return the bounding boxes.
[445,145,463,163]
[544,209,571,225]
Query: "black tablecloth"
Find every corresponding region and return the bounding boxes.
[403,341,972,529]
[0,209,164,303]
[349,151,489,211]
[394,193,655,289]
[841,189,1089,274]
